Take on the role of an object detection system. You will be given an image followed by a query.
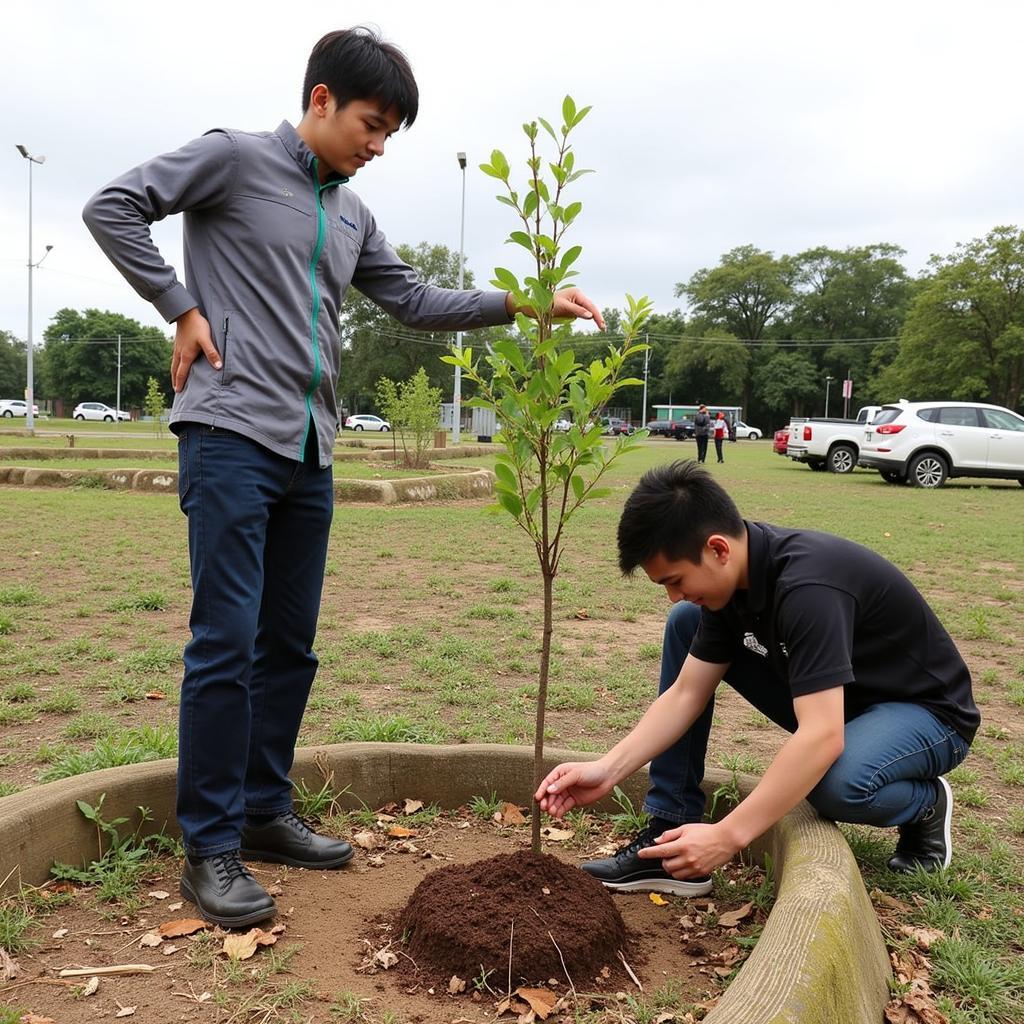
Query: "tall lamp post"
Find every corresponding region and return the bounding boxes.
[16,145,49,433]
[452,151,467,444]
[824,374,835,418]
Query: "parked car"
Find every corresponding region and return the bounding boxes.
[344,414,390,432]
[0,399,39,418]
[645,418,693,439]
[732,420,762,440]
[73,402,130,422]
[859,401,1024,488]
[773,428,789,455]
[786,405,884,473]
[601,417,632,435]
[554,418,572,432]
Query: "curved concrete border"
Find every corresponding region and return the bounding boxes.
[0,466,494,502]
[0,444,495,463]
[0,745,888,1022]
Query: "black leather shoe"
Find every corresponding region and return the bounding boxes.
[582,824,713,896]
[180,850,276,928]
[887,777,953,873]
[241,811,354,869]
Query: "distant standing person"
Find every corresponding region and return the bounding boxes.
[693,405,711,463]
[713,411,727,463]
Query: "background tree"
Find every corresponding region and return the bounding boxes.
[660,330,749,410]
[755,347,821,417]
[375,368,443,468]
[876,227,1024,409]
[0,331,27,395]
[143,376,166,436]
[676,245,796,342]
[39,309,171,407]
[339,242,512,413]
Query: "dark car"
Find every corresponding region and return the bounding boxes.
[644,419,692,439]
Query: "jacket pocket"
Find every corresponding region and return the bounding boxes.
[219,310,236,387]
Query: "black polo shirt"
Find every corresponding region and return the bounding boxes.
[689,521,979,742]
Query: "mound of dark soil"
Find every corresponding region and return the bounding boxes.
[396,849,629,986]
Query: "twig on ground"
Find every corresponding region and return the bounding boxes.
[59,964,157,978]
[0,978,74,997]
[549,931,577,1000]
[617,948,642,991]
[507,917,515,995]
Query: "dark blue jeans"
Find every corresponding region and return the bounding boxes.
[176,425,334,856]
[644,601,970,829]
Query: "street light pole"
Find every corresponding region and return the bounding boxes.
[16,145,48,433]
[453,151,467,444]
[825,375,835,418]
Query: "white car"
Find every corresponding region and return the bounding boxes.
[859,400,1024,488]
[0,399,39,418]
[345,414,390,432]
[733,420,762,440]
[73,402,130,422]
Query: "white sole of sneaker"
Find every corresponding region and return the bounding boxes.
[937,775,953,870]
[599,877,713,897]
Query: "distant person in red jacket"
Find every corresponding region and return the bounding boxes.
[713,412,727,463]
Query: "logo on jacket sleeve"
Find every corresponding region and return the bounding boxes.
[339,214,358,231]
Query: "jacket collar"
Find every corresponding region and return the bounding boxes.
[275,120,349,185]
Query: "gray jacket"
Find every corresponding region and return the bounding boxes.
[694,411,711,437]
[83,121,510,466]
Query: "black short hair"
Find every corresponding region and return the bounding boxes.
[617,460,744,574]
[302,27,419,127]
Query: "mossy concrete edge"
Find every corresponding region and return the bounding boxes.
[0,744,888,1022]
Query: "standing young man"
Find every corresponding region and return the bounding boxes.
[536,461,977,895]
[84,27,604,928]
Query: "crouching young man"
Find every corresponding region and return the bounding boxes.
[536,461,978,895]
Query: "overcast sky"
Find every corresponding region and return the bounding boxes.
[2,0,1022,347]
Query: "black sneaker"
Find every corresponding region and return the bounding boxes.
[581,825,713,896]
[887,777,953,873]
[241,810,354,869]
[180,850,276,928]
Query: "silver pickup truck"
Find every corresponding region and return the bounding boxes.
[786,406,883,473]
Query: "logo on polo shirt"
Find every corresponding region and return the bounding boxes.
[743,633,768,657]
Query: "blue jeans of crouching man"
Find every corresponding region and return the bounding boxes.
[176,425,334,857]
[643,601,970,829]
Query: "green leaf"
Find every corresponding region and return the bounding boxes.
[564,201,582,224]
[480,163,504,180]
[562,95,577,129]
[496,492,522,518]
[491,267,521,292]
[491,149,510,179]
[492,338,528,374]
[493,462,517,490]
[560,245,583,270]
[523,190,539,218]
[571,475,585,501]
[588,487,613,500]
[508,230,533,252]
[495,195,519,209]
[537,117,558,141]
[572,104,593,127]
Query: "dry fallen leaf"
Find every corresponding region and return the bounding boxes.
[162,945,178,956]
[82,976,99,997]
[158,918,208,938]
[51,927,69,939]
[515,987,558,1019]
[148,890,170,900]
[222,927,282,961]
[899,925,945,951]
[19,1015,57,1024]
[387,825,418,838]
[402,798,424,814]
[167,901,183,912]
[367,854,386,868]
[717,901,753,928]
[884,978,948,1024]
[448,974,467,994]
[138,932,163,948]
[353,831,378,850]
[115,1006,137,1018]
[499,802,527,826]
[145,690,166,701]
[574,608,589,619]
[649,893,669,906]
[539,826,573,842]
[1,947,20,981]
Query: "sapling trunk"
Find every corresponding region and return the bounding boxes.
[531,564,554,854]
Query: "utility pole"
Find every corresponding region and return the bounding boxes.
[453,152,467,443]
[116,334,122,429]
[641,332,650,427]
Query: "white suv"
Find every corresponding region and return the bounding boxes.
[859,401,1024,488]
[0,399,39,417]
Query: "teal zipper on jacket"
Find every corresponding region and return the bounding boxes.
[300,157,344,461]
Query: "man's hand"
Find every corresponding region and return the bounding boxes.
[637,821,739,879]
[171,307,221,393]
[533,760,616,818]
[506,288,606,330]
